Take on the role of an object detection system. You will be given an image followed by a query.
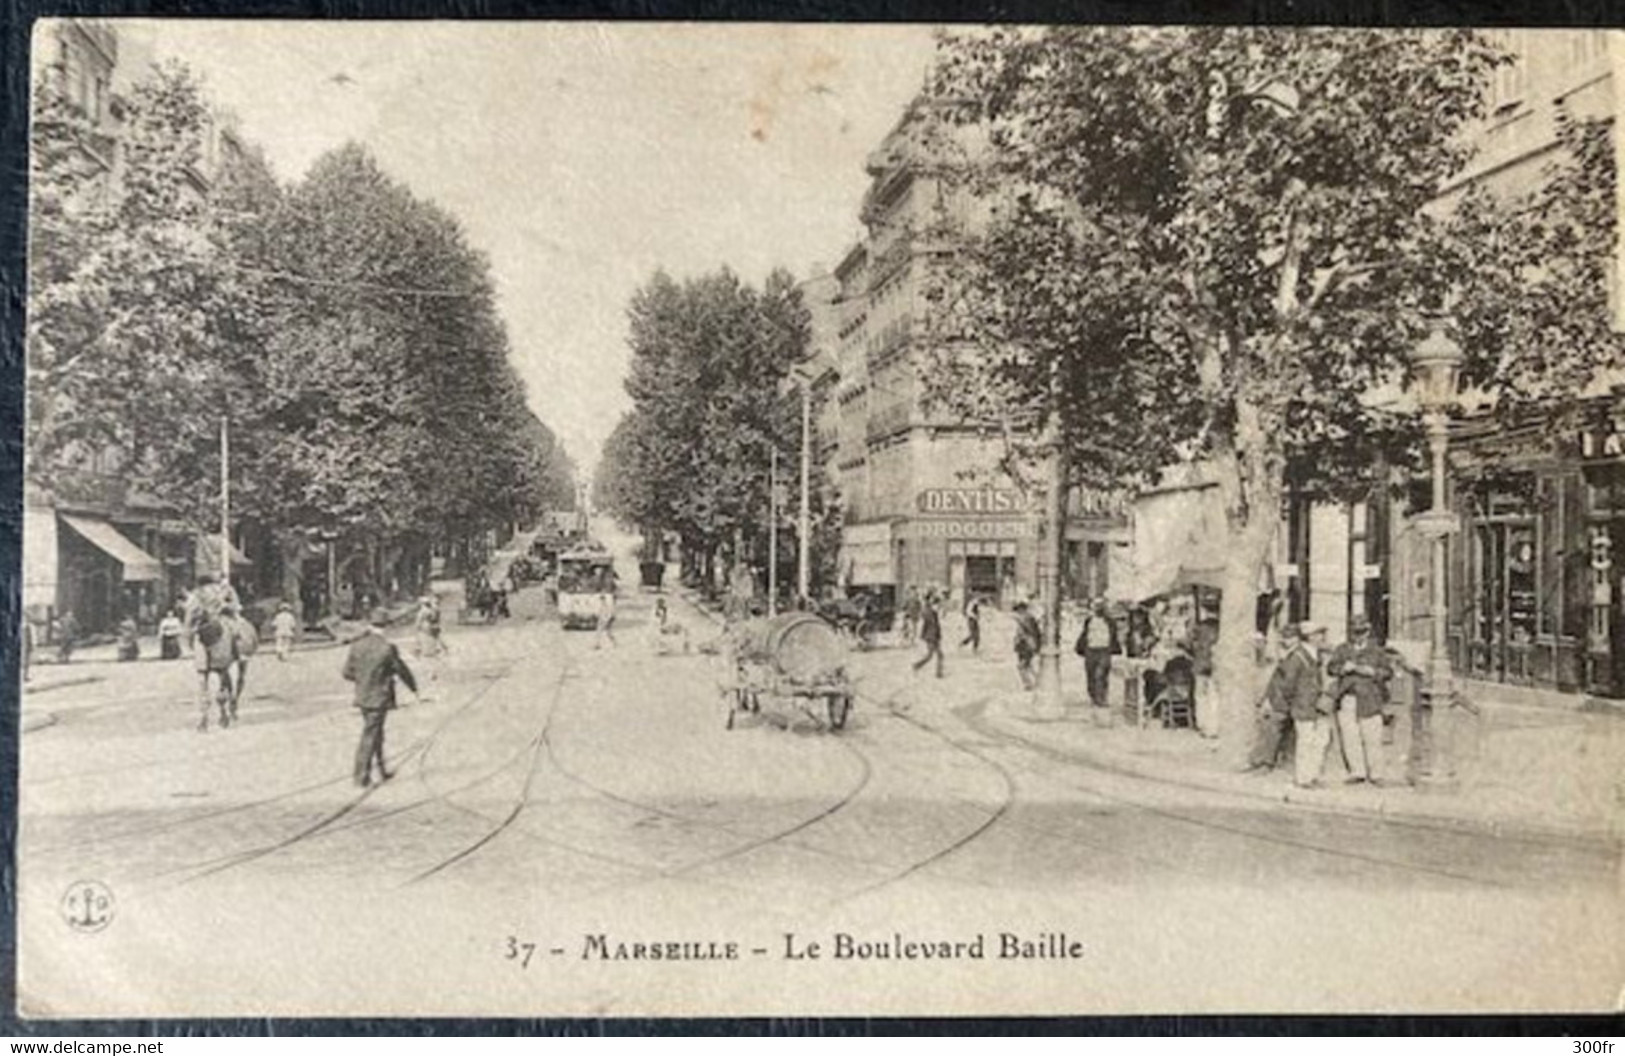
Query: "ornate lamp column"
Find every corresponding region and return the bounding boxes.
[1407,325,1464,787]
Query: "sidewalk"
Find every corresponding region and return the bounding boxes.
[16,598,426,733]
[663,591,1623,842]
[28,597,424,668]
[868,621,1622,845]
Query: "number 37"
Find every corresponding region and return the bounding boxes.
[505,935,537,969]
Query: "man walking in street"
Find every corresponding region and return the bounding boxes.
[593,589,617,650]
[272,602,299,662]
[901,586,922,645]
[960,594,983,654]
[1013,600,1041,691]
[912,590,944,678]
[1074,599,1119,710]
[1327,614,1393,785]
[413,594,445,658]
[342,606,419,788]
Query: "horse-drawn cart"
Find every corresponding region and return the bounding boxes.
[723,612,854,731]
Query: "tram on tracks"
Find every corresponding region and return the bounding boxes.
[556,545,616,629]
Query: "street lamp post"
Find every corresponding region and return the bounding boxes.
[797,371,812,606]
[1034,357,1067,719]
[1035,437,1067,719]
[219,416,230,585]
[769,447,780,618]
[1407,324,1465,788]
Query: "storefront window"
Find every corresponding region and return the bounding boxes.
[1563,473,1590,640]
[1507,524,1537,644]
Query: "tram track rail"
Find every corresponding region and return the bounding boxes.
[407,629,882,895]
[155,665,518,885]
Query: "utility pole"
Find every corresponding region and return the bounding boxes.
[220,416,231,585]
[769,447,780,618]
[1036,437,1067,718]
[797,376,812,605]
[1035,369,1066,718]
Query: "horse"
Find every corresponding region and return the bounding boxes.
[193,612,239,731]
[819,597,876,650]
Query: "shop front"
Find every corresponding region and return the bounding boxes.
[905,487,1040,609]
[1447,420,1625,698]
[56,512,163,634]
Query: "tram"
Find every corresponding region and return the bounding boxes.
[556,546,616,629]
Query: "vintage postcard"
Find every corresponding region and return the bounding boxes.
[14,20,1624,1019]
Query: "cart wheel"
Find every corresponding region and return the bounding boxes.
[827,694,851,731]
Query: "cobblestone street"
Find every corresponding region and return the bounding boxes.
[16,585,1621,1017]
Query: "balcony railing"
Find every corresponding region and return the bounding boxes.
[866,319,913,372]
[867,234,914,290]
[865,403,913,444]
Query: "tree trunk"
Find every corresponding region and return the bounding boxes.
[275,529,306,610]
[1213,494,1279,766]
[1210,400,1286,766]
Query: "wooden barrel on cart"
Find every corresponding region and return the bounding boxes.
[735,613,843,682]
[730,613,852,729]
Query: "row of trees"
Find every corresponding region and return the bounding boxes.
[592,268,836,593]
[29,62,575,600]
[916,27,1625,746]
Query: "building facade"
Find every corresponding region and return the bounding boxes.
[830,107,1134,611]
[24,21,256,636]
[1407,30,1625,700]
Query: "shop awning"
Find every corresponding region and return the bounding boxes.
[60,514,162,582]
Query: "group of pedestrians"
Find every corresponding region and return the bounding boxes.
[1248,614,1396,788]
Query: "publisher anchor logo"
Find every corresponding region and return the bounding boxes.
[62,880,114,933]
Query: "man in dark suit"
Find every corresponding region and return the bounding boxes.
[912,590,944,679]
[342,607,419,787]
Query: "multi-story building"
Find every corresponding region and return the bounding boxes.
[828,30,1625,709]
[1408,29,1625,701]
[830,105,1132,611]
[1259,30,1625,701]
[24,21,251,636]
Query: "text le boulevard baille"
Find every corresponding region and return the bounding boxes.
[574,932,1085,961]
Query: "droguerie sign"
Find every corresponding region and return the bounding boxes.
[916,488,1033,516]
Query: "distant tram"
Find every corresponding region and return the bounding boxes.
[556,546,615,630]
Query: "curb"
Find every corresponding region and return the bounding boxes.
[975,691,1617,847]
[22,674,104,695]
[20,712,59,734]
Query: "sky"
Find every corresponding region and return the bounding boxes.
[123,20,940,478]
